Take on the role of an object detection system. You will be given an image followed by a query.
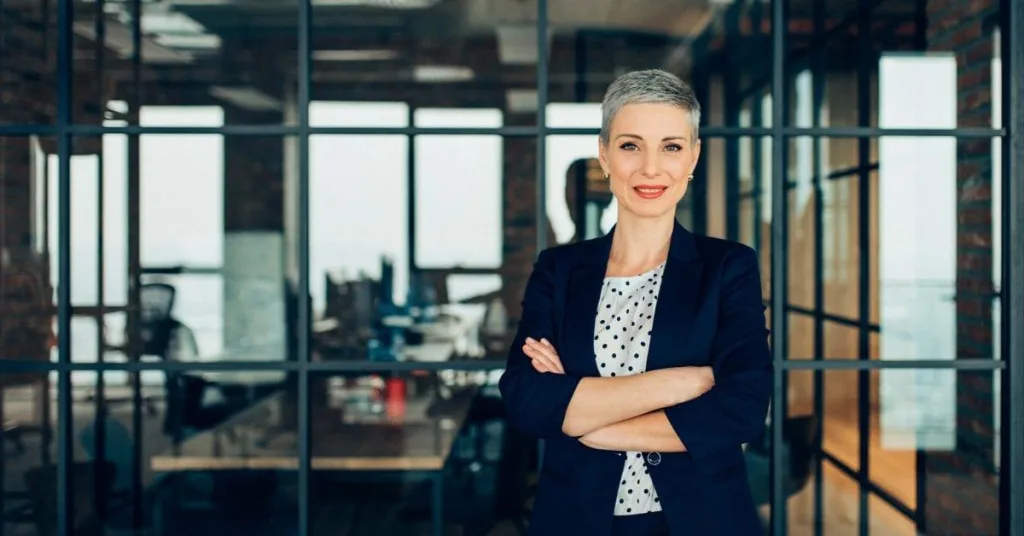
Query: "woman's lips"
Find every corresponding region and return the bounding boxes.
[633,185,668,199]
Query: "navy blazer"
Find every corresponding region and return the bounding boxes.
[498,222,772,536]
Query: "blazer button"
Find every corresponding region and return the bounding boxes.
[646,452,661,466]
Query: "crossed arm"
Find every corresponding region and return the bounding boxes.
[522,337,710,452]
[497,247,773,459]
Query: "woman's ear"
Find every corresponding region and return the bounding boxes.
[597,136,609,176]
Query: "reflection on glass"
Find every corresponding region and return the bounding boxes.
[792,0,1000,128]
[70,3,295,125]
[783,369,1000,535]
[545,103,615,244]
[878,55,958,362]
[309,103,510,360]
[812,130,998,360]
[38,128,292,364]
[304,369,512,535]
[61,372,299,533]
[311,102,409,310]
[414,108,503,268]
[1,372,56,531]
[312,0,536,123]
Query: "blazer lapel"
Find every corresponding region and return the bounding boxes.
[645,224,704,371]
[558,236,613,378]
[560,263,605,377]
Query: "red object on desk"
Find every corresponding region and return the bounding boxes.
[385,377,407,418]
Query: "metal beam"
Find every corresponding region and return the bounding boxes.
[769,0,789,535]
[55,0,74,532]
[297,0,312,532]
[1001,0,1024,534]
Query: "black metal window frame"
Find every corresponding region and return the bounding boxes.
[0,0,1020,534]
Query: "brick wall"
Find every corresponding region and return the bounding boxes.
[223,108,285,232]
[500,112,538,326]
[0,4,54,365]
[926,0,1001,533]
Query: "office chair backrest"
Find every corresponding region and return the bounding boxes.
[139,283,179,358]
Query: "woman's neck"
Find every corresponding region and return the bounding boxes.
[606,212,674,276]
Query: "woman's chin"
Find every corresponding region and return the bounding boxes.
[620,202,678,220]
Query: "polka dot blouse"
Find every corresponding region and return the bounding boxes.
[594,260,666,516]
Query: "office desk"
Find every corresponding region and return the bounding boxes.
[151,386,477,536]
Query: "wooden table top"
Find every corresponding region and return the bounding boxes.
[150,386,477,473]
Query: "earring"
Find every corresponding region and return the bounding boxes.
[604,173,610,180]
[688,174,694,182]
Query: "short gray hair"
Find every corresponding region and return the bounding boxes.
[599,69,701,146]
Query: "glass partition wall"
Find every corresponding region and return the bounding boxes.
[1,0,1021,534]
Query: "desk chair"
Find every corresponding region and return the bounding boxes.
[98,283,204,438]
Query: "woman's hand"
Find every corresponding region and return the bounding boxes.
[522,337,565,374]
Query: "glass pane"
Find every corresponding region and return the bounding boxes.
[804,136,1001,360]
[311,2,536,125]
[548,0,773,128]
[544,104,614,244]
[50,135,296,364]
[787,459,862,535]
[701,136,770,242]
[73,4,297,126]
[784,368,1000,535]
[821,138,862,320]
[308,368,502,535]
[1,136,55,364]
[310,131,529,360]
[786,0,1002,129]
[75,370,298,533]
[0,6,54,125]
[788,136,821,311]
[789,313,815,361]
[414,109,503,269]
[1,371,55,534]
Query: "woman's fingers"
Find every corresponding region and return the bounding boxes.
[537,339,565,373]
[524,337,564,373]
[528,355,553,373]
[523,343,559,373]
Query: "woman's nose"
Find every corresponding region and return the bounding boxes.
[642,153,659,177]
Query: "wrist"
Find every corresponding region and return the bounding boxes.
[646,369,682,406]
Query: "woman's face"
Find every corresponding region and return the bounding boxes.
[598,102,701,220]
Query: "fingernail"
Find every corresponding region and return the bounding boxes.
[525,337,534,343]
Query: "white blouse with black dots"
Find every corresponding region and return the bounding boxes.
[593,260,666,516]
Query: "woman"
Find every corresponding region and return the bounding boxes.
[498,69,772,536]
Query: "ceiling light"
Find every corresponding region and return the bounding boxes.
[209,86,282,112]
[413,65,474,83]
[155,33,221,50]
[496,25,551,65]
[140,11,206,34]
[313,0,442,7]
[313,49,399,61]
[506,89,538,113]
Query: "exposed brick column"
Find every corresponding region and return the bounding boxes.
[500,112,538,327]
[925,0,1001,533]
[223,106,285,232]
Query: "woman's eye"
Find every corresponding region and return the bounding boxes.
[665,144,682,152]
[619,142,638,151]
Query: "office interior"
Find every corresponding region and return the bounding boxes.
[1,0,1021,534]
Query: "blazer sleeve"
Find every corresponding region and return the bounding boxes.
[498,249,584,439]
[663,245,772,459]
